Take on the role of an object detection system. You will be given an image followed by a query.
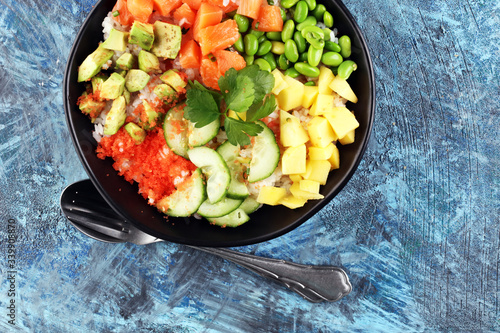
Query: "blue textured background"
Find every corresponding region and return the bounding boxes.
[0,0,499,332]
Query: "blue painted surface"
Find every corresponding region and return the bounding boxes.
[0,0,499,332]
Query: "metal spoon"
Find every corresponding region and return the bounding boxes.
[60,179,352,303]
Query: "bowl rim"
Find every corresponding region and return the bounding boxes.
[63,0,375,247]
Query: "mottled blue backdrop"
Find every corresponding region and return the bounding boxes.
[0,0,499,332]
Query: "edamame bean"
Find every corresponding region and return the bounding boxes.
[312,4,326,21]
[304,0,316,11]
[281,0,300,9]
[299,52,308,62]
[323,28,332,41]
[284,39,299,62]
[280,8,287,21]
[294,62,320,77]
[284,67,300,78]
[244,54,254,65]
[258,35,268,44]
[321,52,343,67]
[249,29,265,38]
[234,33,245,53]
[325,41,341,52]
[254,58,272,72]
[307,45,323,67]
[294,1,309,23]
[293,31,307,53]
[266,31,282,41]
[281,20,295,42]
[271,41,285,54]
[257,40,273,56]
[278,54,290,70]
[244,34,259,56]
[301,25,325,49]
[296,16,317,31]
[234,14,249,33]
[323,11,334,28]
[338,35,351,58]
[261,52,277,71]
[337,60,357,79]
[304,81,316,86]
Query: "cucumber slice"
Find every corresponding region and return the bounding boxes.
[187,146,231,204]
[197,197,243,218]
[239,196,261,214]
[156,168,206,217]
[163,104,188,158]
[188,118,220,147]
[248,121,280,183]
[207,208,250,227]
[216,141,249,200]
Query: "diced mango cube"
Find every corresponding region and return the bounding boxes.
[329,76,358,103]
[309,94,334,116]
[339,129,355,145]
[308,142,335,160]
[279,195,308,209]
[257,186,287,206]
[277,76,305,111]
[307,116,337,148]
[302,160,331,185]
[228,109,246,121]
[282,144,307,174]
[290,183,324,200]
[328,144,340,170]
[272,69,288,95]
[302,85,319,108]
[299,179,321,194]
[323,107,359,140]
[280,110,309,147]
[317,66,334,95]
[289,174,302,183]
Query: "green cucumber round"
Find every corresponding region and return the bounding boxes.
[248,121,280,183]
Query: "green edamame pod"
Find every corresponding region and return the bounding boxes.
[284,39,299,63]
[271,41,285,54]
[304,81,316,86]
[284,67,300,78]
[281,20,295,42]
[234,14,249,33]
[304,0,316,11]
[293,31,307,53]
[325,41,341,52]
[257,40,272,56]
[261,52,277,71]
[312,4,326,21]
[307,45,322,67]
[254,58,272,72]
[338,35,352,58]
[278,54,290,70]
[244,54,254,66]
[323,11,334,28]
[244,34,259,56]
[296,16,317,31]
[281,0,300,9]
[294,1,309,23]
[337,60,357,79]
[294,62,320,77]
[321,52,343,67]
[266,31,282,41]
[234,34,245,53]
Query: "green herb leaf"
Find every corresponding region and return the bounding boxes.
[238,65,275,101]
[246,94,277,122]
[188,80,223,106]
[184,89,220,128]
[218,68,255,113]
[224,117,263,146]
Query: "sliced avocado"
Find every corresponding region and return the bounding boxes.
[151,21,182,59]
[159,69,186,92]
[91,74,108,95]
[122,88,131,104]
[101,29,129,52]
[77,46,114,82]
[125,69,150,92]
[124,122,147,144]
[129,22,154,51]
[103,96,127,136]
[153,84,178,104]
[100,72,126,100]
[138,50,160,73]
[78,91,106,119]
[116,52,135,70]
[139,100,160,130]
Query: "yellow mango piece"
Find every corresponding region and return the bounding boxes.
[277,76,305,111]
[290,182,324,200]
[302,85,319,108]
[339,129,355,145]
[309,93,334,116]
[271,69,288,95]
[299,179,321,194]
[302,160,331,185]
[282,144,307,174]
[329,76,358,103]
[279,195,308,209]
[289,174,302,183]
[257,186,287,206]
[328,144,340,170]
[317,66,334,95]
[323,107,359,140]
[308,142,335,160]
[280,110,309,147]
[307,116,337,148]
[227,109,246,121]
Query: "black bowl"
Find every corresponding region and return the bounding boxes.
[63,0,375,247]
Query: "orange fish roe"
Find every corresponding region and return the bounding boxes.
[96,127,197,203]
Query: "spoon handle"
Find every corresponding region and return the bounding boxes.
[193,246,351,302]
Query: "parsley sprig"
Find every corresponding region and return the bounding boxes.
[184,65,276,147]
